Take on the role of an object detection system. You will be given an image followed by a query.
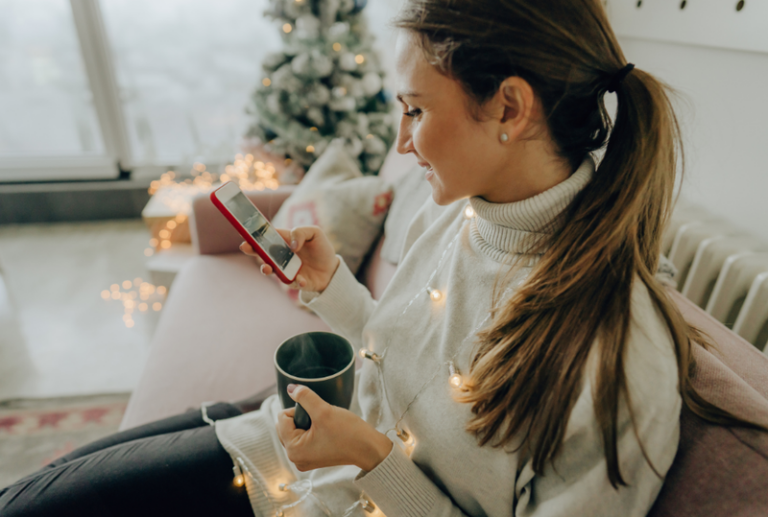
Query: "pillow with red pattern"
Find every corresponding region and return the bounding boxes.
[272,139,393,286]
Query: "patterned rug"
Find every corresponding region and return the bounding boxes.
[0,393,129,487]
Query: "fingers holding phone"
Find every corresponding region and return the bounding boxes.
[285,226,340,292]
[211,183,302,284]
[240,226,339,293]
[239,242,274,274]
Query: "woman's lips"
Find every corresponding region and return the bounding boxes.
[419,162,434,180]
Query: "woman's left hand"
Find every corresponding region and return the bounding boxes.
[276,384,393,472]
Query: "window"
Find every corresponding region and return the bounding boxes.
[0,0,111,180]
[0,0,279,181]
[101,0,279,168]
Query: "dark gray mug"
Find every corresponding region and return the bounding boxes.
[274,331,356,430]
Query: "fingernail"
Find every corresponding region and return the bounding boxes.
[287,384,297,394]
[290,240,297,250]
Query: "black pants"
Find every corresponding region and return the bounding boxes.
[0,403,254,517]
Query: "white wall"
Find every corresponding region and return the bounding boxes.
[618,37,768,241]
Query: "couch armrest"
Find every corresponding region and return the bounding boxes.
[190,185,296,255]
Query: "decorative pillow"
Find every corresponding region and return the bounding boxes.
[271,139,393,301]
[380,164,433,265]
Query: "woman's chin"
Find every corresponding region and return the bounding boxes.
[427,173,460,205]
[429,186,455,207]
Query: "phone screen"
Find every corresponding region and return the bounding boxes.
[224,192,294,270]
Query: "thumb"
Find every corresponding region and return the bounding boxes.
[274,228,293,246]
[288,226,318,252]
[288,384,325,415]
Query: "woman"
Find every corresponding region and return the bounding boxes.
[0,1,754,515]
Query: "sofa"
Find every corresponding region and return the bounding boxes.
[120,148,768,515]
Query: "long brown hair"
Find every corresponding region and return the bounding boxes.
[395,0,763,488]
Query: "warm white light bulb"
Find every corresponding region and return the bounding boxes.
[360,497,376,512]
[396,428,415,447]
[464,205,475,218]
[430,289,442,302]
[234,475,244,487]
[449,374,463,388]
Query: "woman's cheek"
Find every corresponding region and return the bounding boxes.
[413,122,435,164]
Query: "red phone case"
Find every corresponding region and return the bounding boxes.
[210,182,301,284]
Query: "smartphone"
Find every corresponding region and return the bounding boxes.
[211,182,302,284]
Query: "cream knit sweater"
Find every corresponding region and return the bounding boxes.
[215,157,682,517]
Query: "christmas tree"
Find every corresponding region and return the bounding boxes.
[246,0,396,176]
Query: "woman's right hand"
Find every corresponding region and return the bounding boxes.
[240,226,340,293]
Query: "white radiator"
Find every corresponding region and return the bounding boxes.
[664,201,768,351]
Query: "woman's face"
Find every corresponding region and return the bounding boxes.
[394,32,510,206]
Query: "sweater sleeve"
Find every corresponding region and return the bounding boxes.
[299,256,377,351]
[355,443,470,517]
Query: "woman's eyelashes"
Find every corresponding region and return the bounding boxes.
[403,107,422,118]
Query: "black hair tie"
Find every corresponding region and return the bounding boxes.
[606,63,635,93]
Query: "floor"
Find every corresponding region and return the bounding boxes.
[0,393,129,487]
[0,220,157,401]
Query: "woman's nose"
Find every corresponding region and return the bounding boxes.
[396,117,413,155]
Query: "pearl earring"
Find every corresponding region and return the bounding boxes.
[500,133,509,142]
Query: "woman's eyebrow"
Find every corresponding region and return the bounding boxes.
[396,92,421,103]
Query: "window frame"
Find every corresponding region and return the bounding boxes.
[0,0,130,182]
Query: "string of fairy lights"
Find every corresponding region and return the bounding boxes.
[230,452,383,517]
[117,161,511,512]
[103,155,284,328]
[147,155,281,198]
[218,202,529,516]
[144,155,283,258]
[362,206,526,455]
[100,278,167,329]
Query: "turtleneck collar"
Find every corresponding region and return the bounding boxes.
[468,156,594,261]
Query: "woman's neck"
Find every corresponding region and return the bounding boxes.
[480,142,574,204]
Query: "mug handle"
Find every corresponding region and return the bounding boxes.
[294,403,311,430]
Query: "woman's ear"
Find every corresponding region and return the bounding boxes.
[496,77,535,141]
